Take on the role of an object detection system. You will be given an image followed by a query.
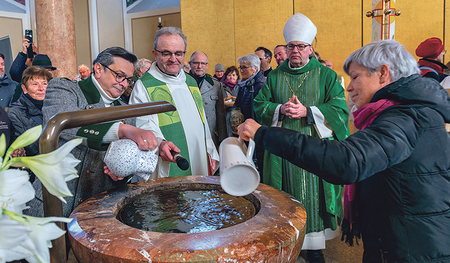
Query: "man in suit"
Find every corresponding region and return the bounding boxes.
[43,47,178,216]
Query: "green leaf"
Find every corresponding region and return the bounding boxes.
[0,133,5,158]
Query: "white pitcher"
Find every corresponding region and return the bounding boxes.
[219,137,260,196]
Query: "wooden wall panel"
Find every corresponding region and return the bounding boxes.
[132,13,181,61]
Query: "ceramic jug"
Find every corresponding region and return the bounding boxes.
[219,137,259,196]
[104,139,158,181]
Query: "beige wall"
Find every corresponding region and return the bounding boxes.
[97,0,125,51]
[0,16,24,63]
[132,13,181,61]
[73,0,92,68]
[180,0,450,84]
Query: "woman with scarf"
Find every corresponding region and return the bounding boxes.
[233,54,266,174]
[8,66,52,157]
[237,40,450,263]
[222,66,240,136]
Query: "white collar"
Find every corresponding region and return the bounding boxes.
[91,75,119,106]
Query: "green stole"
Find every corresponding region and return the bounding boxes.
[75,76,120,151]
[140,71,205,177]
[254,58,350,233]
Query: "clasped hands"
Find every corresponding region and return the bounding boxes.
[105,124,180,181]
[280,95,307,119]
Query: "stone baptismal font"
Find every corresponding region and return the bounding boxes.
[68,175,307,262]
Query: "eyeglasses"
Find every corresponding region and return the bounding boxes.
[239,65,252,70]
[258,56,268,60]
[191,61,208,66]
[443,50,447,55]
[155,48,186,59]
[100,63,134,86]
[287,44,311,51]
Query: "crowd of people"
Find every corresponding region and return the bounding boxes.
[0,12,449,263]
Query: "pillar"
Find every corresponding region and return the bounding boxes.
[35,0,77,79]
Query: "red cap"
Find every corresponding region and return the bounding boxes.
[415,38,444,59]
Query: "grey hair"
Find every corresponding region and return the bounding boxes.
[93,47,137,68]
[189,51,208,62]
[78,64,89,71]
[153,27,187,50]
[136,58,152,71]
[238,54,261,71]
[343,40,420,82]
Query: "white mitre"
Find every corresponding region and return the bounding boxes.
[283,13,317,45]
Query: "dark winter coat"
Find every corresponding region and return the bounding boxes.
[254,74,450,262]
[7,94,43,156]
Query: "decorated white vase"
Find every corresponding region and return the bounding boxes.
[104,139,158,181]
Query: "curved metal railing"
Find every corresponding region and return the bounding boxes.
[39,101,175,263]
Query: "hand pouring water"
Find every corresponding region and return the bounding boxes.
[219,137,260,196]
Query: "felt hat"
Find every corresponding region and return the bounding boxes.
[32,54,57,70]
[215,63,225,71]
[415,38,444,59]
[283,13,317,45]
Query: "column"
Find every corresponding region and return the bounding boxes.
[35,0,77,79]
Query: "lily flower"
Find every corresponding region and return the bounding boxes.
[1,209,72,263]
[0,212,33,263]
[6,126,42,157]
[10,138,82,203]
[0,169,34,213]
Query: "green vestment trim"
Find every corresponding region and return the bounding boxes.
[254,58,350,234]
[140,72,205,176]
[76,76,117,151]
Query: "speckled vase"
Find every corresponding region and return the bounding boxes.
[104,139,158,180]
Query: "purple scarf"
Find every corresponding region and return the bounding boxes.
[342,99,400,245]
[222,78,237,90]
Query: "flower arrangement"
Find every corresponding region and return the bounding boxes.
[0,125,82,263]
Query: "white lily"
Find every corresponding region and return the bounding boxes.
[0,211,33,263]
[10,138,82,203]
[1,126,42,171]
[0,169,34,213]
[6,125,42,157]
[1,209,72,263]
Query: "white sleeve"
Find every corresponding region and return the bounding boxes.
[310,106,333,139]
[102,122,121,142]
[272,104,283,127]
[129,79,165,143]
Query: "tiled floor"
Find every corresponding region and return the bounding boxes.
[67,236,364,263]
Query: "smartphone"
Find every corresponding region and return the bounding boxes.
[25,29,33,58]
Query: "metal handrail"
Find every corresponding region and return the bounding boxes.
[39,101,175,263]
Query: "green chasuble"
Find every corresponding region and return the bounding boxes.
[140,72,205,177]
[254,58,350,234]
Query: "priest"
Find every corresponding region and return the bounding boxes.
[130,27,219,178]
[253,13,349,263]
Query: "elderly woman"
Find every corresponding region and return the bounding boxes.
[233,54,266,121]
[238,40,450,262]
[222,66,240,136]
[233,54,266,174]
[8,66,52,156]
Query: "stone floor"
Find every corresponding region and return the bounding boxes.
[67,236,364,263]
[296,237,364,263]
